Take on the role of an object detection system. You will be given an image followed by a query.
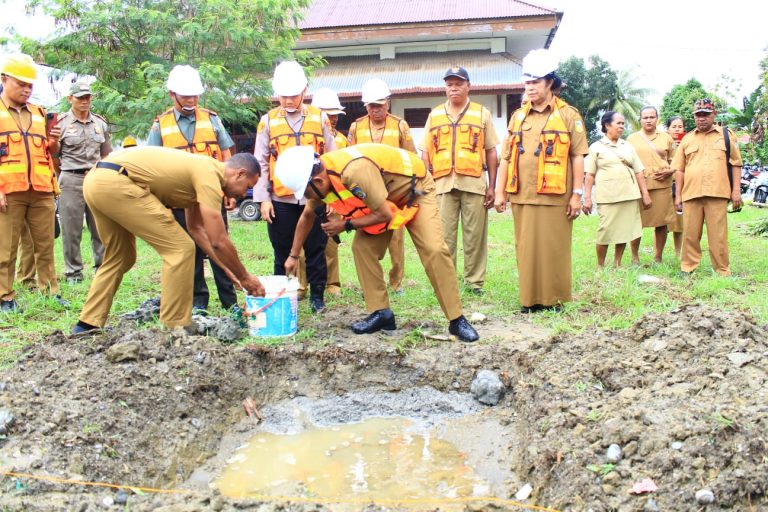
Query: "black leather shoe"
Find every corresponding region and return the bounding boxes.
[449,315,479,342]
[0,299,20,313]
[520,304,544,314]
[53,295,70,308]
[310,296,326,313]
[72,321,99,335]
[351,308,396,334]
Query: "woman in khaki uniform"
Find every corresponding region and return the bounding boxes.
[627,106,676,264]
[494,49,588,313]
[583,112,652,268]
[666,116,686,257]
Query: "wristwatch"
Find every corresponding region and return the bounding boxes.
[572,188,584,196]
[344,219,355,232]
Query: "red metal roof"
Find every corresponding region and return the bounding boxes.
[300,0,558,29]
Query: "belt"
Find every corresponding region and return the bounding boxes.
[95,161,128,176]
[62,168,90,174]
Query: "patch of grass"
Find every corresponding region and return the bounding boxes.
[585,409,605,422]
[709,412,735,432]
[587,463,616,476]
[2,206,768,363]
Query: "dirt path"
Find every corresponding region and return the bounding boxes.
[0,304,766,511]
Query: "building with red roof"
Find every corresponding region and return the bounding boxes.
[297,0,562,139]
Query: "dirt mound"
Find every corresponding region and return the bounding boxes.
[513,304,768,510]
[1,305,766,511]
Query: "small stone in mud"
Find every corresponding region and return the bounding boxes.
[190,418,203,429]
[102,496,114,508]
[606,443,622,463]
[0,382,7,392]
[470,312,487,323]
[671,441,683,450]
[114,489,128,505]
[195,352,206,364]
[470,370,505,405]
[696,489,715,505]
[644,498,660,512]
[0,409,15,435]
[106,341,140,363]
[32,386,40,396]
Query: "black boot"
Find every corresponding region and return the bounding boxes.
[309,285,325,313]
[351,308,396,334]
[449,315,479,342]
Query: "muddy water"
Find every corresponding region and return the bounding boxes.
[215,416,494,504]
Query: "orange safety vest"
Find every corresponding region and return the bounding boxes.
[319,144,425,234]
[353,115,401,147]
[505,97,572,195]
[334,131,347,149]
[157,107,224,161]
[427,102,485,178]
[268,105,325,197]
[0,101,54,194]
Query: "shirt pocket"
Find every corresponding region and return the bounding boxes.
[711,139,727,165]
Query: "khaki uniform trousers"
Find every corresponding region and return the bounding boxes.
[17,223,36,285]
[0,189,58,301]
[352,180,463,320]
[79,169,195,328]
[681,197,730,275]
[438,189,488,290]
[59,171,104,277]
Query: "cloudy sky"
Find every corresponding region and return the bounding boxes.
[544,0,766,106]
[2,0,766,107]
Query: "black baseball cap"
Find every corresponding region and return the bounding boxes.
[443,66,470,81]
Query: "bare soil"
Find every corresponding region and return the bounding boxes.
[1,303,766,511]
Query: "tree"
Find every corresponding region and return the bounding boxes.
[608,68,653,132]
[659,78,723,132]
[13,0,320,139]
[559,55,618,139]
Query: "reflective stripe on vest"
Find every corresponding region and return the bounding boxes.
[427,102,485,178]
[157,108,223,161]
[318,143,424,234]
[353,115,401,147]
[334,132,348,149]
[0,102,53,194]
[268,105,325,197]
[505,97,571,195]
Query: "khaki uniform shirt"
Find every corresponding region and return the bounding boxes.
[102,146,225,210]
[586,137,644,204]
[420,101,500,196]
[348,115,417,153]
[627,131,675,190]
[57,110,112,170]
[307,159,433,213]
[671,125,742,202]
[501,101,589,206]
[4,102,33,129]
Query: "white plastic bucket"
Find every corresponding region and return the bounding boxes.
[245,276,299,337]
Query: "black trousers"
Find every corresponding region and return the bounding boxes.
[172,207,237,310]
[267,201,327,296]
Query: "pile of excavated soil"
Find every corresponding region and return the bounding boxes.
[512,304,768,511]
[0,303,766,511]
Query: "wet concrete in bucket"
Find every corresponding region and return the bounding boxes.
[189,387,515,509]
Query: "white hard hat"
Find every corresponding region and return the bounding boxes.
[272,61,308,97]
[166,65,204,95]
[521,49,559,80]
[275,146,317,200]
[311,88,345,115]
[361,78,391,105]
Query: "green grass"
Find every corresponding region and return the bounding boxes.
[2,204,768,364]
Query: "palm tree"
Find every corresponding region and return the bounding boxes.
[591,67,653,132]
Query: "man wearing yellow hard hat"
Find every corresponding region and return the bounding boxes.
[0,54,65,313]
